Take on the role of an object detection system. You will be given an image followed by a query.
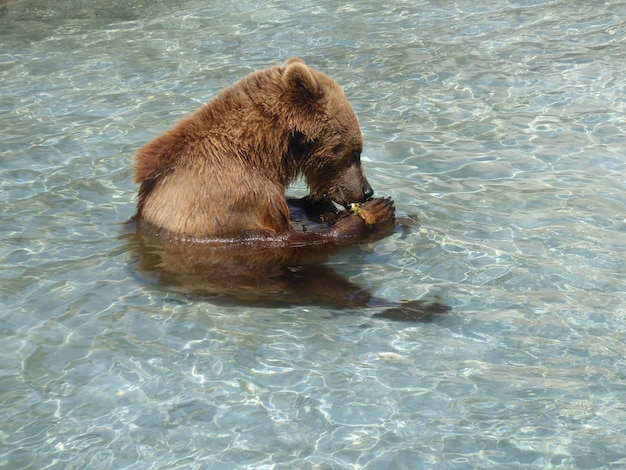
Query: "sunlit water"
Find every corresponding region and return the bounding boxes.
[2,0,625,468]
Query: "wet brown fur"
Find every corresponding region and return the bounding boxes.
[133,57,377,242]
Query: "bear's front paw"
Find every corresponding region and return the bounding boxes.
[325,197,396,241]
[359,197,395,230]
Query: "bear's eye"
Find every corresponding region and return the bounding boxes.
[332,143,345,155]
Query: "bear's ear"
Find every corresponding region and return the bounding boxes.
[282,57,305,67]
[283,60,321,103]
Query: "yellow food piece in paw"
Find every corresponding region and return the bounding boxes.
[359,208,376,226]
[350,203,375,227]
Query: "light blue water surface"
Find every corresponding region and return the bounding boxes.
[1,0,626,468]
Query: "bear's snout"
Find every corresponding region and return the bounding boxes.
[340,162,373,205]
[332,175,373,209]
[326,164,374,208]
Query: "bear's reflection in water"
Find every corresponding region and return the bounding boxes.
[126,198,450,322]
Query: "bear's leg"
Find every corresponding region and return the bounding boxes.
[289,195,339,218]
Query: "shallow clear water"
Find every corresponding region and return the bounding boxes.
[1,0,626,468]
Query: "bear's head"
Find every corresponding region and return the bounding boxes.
[278,58,374,209]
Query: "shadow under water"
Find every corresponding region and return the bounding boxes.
[124,200,451,321]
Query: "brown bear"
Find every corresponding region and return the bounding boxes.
[133,57,393,244]
[129,58,449,320]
